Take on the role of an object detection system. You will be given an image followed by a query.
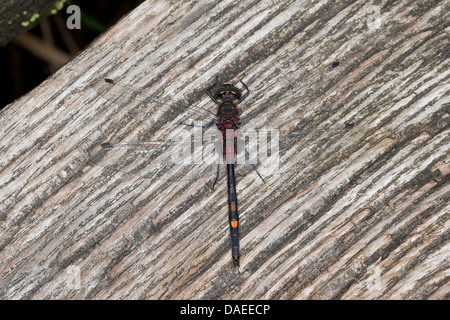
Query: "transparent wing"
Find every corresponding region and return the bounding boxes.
[91,138,223,183]
[90,77,223,182]
[229,122,356,182]
[94,78,217,128]
[92,124,358,185]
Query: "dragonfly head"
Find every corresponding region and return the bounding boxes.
[214,84,242,102]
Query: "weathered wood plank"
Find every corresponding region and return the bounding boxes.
[0,0,448,299]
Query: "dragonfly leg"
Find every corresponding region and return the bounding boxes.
[237,80,250,104]
[212,163,220,190]
[206,78,220,104]
[255,169,266,183]
[243,146,266,183]
[206,89,219,104]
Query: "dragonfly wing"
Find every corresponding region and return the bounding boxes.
[91,141,170,179]
[94,78,216,123]
[231,123,357,181]
[90,77,223,183]
[91,139,221,183]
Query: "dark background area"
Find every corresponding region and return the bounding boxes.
[0,0,143,110]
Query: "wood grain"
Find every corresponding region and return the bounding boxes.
[0,0,448,299]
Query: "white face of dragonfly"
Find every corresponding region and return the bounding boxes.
[214,84,242,103]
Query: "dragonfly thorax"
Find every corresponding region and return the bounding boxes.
[216,100,240,132]
[216,114,240,131]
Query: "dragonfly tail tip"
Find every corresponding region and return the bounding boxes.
[233,257,240,268]
[345,123,355,129]
[101,142,113,149]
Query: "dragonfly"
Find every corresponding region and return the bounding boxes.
[92,77,355,268]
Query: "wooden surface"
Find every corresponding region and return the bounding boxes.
[0,0,449,299]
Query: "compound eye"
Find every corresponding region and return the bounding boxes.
[231,90,241,100]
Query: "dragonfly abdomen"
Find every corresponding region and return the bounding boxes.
[227,163,240,267]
